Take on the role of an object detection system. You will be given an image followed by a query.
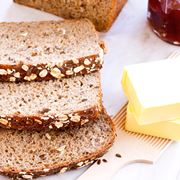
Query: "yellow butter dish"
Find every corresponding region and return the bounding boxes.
[122,59,180,125]
[126,103,180,140]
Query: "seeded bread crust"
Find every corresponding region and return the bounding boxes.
[0,106,102,131]
[0,20,104,82]
[13,0,127,32]
[0,111,115,179]
[0,54,103,83]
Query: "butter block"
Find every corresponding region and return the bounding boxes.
[126,103,180,140]
[122,59,180,125]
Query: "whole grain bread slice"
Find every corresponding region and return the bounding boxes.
[14,0,127,32]
[0,111,115,179]
[0,72,102,130]
[0,19,104,82]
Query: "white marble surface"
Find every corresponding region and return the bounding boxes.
[0,0,180,180]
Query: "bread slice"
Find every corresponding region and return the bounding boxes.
[0,72,102,130]
[0,111,115,179]
[14,0,127,31]
[0,19,104,82]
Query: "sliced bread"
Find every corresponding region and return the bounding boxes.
[0,111,115,179]
[0,19,104,82]
[14,0,127,32]
[0,72,102,130]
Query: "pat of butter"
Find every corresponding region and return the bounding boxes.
[126,104,180,140]
[122,59,180,125]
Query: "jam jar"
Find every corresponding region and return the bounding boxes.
[148,0,180,45]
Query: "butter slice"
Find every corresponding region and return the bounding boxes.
[126,104,180,140]
[122,59,180,125]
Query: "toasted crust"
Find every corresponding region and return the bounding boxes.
[0,111,115,179]
[0,54,103,83]
[0,105,102,131]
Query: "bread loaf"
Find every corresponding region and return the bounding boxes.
[14,0,127,31]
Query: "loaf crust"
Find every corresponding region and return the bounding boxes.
[0,111,115,179]
[0,54,103,82]
[105,0,128,31]
[0,106,102,131]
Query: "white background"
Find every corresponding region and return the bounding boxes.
[0,0,180,180]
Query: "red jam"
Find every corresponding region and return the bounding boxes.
[148,0,180,45]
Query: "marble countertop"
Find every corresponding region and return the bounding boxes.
[0,0,180,180]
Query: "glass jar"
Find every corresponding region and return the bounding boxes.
[148,0,180,45]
